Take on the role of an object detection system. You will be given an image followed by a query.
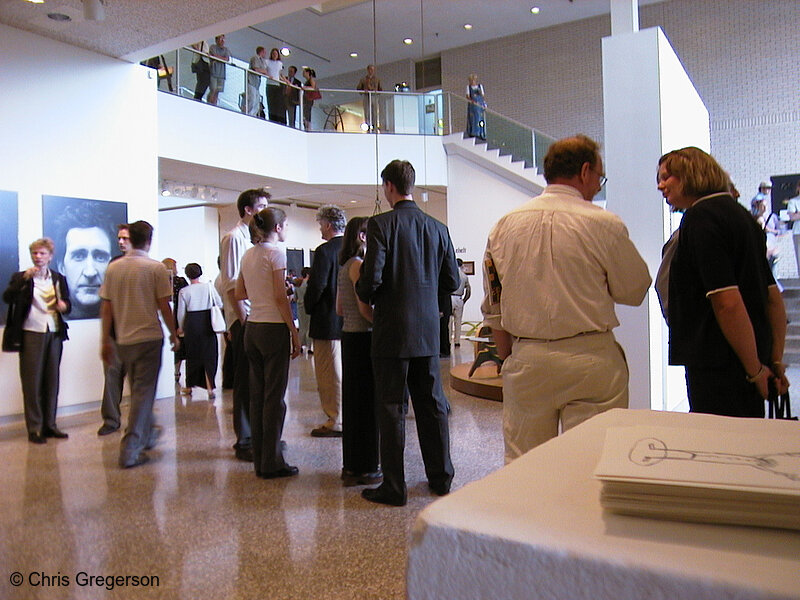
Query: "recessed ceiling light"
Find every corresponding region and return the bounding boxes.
[350,200,357,203]
[350,52,358,58]
[47,12,71,21]
[280,47,290,56]
[463,24,473,30]
[403,38,413,45]
[531,6,541,14]
[24,0,45,4]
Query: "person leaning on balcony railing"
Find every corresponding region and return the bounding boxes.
[302,67,320,131]
[246,47,269,118]
[190,40,210,101]
[284,65,302,128]
[207,34,231,107]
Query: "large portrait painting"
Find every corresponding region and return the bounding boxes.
[0,190,20,326]
[42,195,128,320]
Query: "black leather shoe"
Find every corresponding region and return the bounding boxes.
[343,471,383,487]
[121,453,150,469]
[235,447,254,462]
[43,427,68,439]
[428,483,451,497]
[428,479,452,497]
[258,465,299,479]
[310,425,342,438]
[361,486,406,506]
[28,432,47,444]
[97,424,120,436]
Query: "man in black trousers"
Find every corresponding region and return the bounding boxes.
[356,159,460,506]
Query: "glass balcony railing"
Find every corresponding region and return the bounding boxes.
[441,93,555,173]
[148,48,555,171]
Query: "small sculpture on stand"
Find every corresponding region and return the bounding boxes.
[468,326,503,377]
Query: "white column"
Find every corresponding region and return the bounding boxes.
[610,0,639,35]
[602,27,710,411]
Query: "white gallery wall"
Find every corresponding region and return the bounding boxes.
[0,24,165,420]
[446,157,536,326]
[158,206,221,283]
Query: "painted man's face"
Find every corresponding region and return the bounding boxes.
[61,226,112,313]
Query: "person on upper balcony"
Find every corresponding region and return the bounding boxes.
[357,64,383,132]
[208,34,230,106]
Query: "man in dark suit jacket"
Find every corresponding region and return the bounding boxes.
[356,159,460,506]
[305,205,346,437]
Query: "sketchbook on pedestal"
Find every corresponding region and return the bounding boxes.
[593,425,800,530]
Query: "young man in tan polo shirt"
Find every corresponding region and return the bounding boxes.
[100,220,178,468]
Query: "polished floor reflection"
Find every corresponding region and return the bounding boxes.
[0,346,503,599]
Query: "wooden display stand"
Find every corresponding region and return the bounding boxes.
[449,334,503,402]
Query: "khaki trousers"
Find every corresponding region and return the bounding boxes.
[312,339,342,429]
[501,331,628,463]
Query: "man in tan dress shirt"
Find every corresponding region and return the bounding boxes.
[482,135,651,462]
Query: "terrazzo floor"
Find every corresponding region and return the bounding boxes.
[0,345,504,600]
[4,346,797,599]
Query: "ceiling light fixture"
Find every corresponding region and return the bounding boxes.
[403,38,413,45]
[280,47,290,56]
[350,52,358,58]
[24,0,45,4]
[463,24,473,30]
[531,6,541,14]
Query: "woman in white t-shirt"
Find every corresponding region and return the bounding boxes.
[265,48,286,124]
[235,207,300,479]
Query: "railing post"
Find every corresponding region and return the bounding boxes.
[172,49,179,96]
[447,93,453,135]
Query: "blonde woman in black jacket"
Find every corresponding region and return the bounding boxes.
[3,237,71,444]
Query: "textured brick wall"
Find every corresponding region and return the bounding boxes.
[437,0,800,200]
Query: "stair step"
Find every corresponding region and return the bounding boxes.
[783,339,800,352]
[783,351,800,365]
[787,324,800,336]
[782,289,800,299]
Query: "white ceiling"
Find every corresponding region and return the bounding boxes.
[1,0,663,210]
[224,0,663,80]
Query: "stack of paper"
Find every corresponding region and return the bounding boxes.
[594,425,800,530]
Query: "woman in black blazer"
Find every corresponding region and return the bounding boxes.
[2,238,71,444]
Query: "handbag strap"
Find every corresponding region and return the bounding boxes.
[767,383,797,420]
[206,282,214,307]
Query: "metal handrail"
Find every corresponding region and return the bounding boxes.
[159,47,555,164]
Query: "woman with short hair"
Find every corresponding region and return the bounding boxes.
[177,262,223,400]
[3,238,71,443]
[657,147,788,416]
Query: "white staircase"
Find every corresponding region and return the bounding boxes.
[442,133,547,195]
